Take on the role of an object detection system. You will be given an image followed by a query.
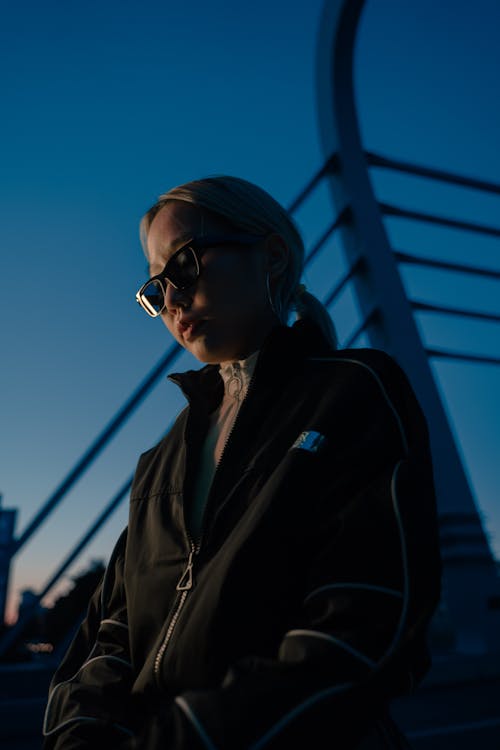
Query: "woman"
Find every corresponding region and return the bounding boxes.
[43,176,442,749]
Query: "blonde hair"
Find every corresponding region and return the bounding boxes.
[140,175,337,348]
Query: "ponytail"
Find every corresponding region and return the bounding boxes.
[293,285,338,350]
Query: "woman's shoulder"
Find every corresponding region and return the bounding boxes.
[307,346,410,390]
[305,347,425,432]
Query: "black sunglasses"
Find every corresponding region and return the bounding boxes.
[135,233,265,317]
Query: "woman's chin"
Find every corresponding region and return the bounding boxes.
[185,335,224,365]
[188,338,245,365]
[179,322,267,364]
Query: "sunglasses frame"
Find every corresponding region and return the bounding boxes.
[136,233,265,317]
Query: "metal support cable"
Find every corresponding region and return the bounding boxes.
[335,309,378,349]
[427,348,500,366]
[287,153,339,214]
[320,251,375,348]
[395,251,500,280]
[366,151,500,195]
[342,309,377,348]
[323,258,363,308]
[13,342,183,557]
[380,202,500,238]
[303,206,351,269]
[412,300,500,324]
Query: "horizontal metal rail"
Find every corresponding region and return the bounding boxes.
[380,203,500,238]
[427,348,500,366]
[395,251,500,280]
[366,151,500,195]
[412,300,500,324]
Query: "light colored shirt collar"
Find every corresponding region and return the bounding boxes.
[218,350,259,400]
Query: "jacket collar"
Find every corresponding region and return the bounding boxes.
[168,319,334,410]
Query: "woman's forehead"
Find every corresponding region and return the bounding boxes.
[149,202,203,247]
[147,201,233,260]
[145,205,199,272]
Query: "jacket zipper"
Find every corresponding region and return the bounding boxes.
[153,537,199,678]
[208,362,255,492]
[153,362,257,681]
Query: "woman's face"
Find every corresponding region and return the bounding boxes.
[146,201,282,364]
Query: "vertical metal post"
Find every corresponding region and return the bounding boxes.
[316,0,500,653]
[0,496,17,626]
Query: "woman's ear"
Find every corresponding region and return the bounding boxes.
[265,234,289,280]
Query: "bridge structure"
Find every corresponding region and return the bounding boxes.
[1,0,499,747]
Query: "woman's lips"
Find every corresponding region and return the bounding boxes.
[178,318,206,340]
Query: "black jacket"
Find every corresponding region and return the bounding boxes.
[43,320,442,749]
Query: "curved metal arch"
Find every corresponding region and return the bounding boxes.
[315,0,500,654]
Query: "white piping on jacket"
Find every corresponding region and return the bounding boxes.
[78,653,132,670]
[283,629,377,668]
[310,356,409,454]
[100,618,129,630]
[304,583,404,603]
[43,715,134,738]
[380,461,409,666]
[43,652,132,736]
[250,683,354,750]
[175,696,219,750]
[247,356,412,749]
[43,529,131,738]
[43,716,101,737]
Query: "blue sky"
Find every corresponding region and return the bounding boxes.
[1,0,499,623]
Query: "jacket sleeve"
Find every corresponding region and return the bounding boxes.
[125,352,443,750]
[43,527,136,749]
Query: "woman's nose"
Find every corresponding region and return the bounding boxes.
[164,281,192,312]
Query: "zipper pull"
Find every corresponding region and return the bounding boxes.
[227,362,243,400]
[176,547,195,591]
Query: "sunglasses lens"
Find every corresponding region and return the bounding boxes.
[138,246,200,316]
[168,247,198,289]
[139,279,165,316]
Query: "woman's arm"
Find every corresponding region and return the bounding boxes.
[43,528,136,749]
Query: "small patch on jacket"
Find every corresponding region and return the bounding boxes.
[291,431,327,453]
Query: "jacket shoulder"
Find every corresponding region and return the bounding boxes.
[307,348,427,444]
[308,347,411,390]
